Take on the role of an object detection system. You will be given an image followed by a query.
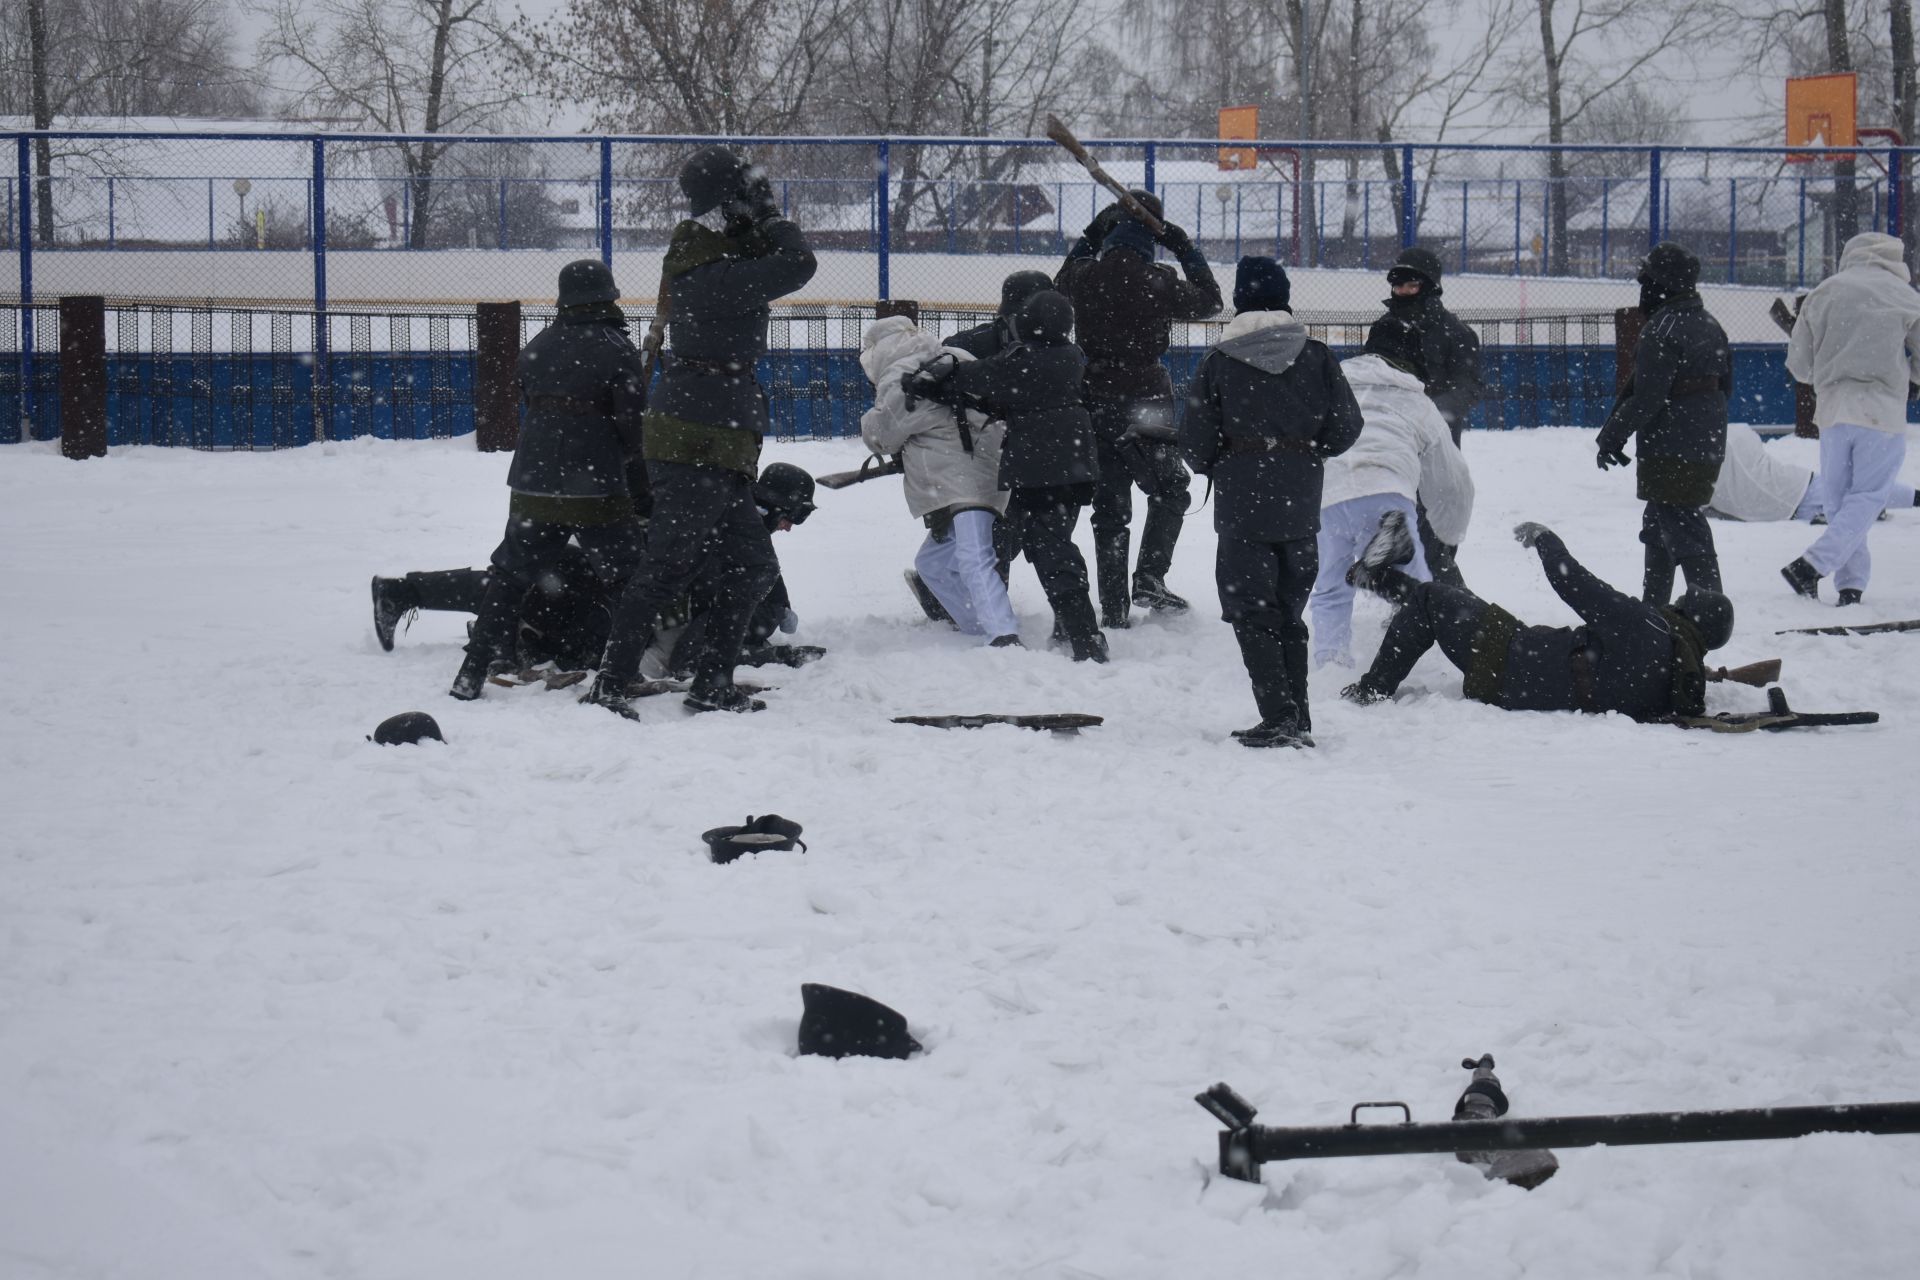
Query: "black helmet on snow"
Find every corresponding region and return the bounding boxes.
[754,462,817,524]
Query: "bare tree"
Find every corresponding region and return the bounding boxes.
[521,0,846,135]
[807,0,1105,240]
[1894,0,1917,259]
[1502,0,1712,272]
[255,0,522,247]
[2,0,257,243]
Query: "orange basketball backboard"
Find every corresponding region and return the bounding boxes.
[1786,73,1856,162]
[1218,106,1258,171]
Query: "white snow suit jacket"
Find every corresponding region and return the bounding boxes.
[1322,353,1475,545]
[1786,232,1920,436]
[1709,423,1812,522]
[858,316,1008,520]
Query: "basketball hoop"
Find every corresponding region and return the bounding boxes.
[1786,73,1857,164]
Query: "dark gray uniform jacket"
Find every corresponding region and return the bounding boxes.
[944,317,1013,359]
[1055,243,1222,404]
[644,217,817,475]
[1179,316,1364,543]
[506,314,648,503]
[934,339,1098,490]
[1596,294,1732,506]
[1499,532,1704,719]
[1385,290,1483,436]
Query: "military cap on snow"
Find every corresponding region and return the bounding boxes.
[370,711,444,745]
[1364,314,1429,381]
[1674,588,1734,651]
[998,270,1054,317]
[1010,288,1075,345]
[753,462,817,524]
[556,258,619,308]
[679,145,754,217]
[1388,245,1446,290]
[797,983,923,1060]
[703,813,807,864]
[1232,255,1291,314]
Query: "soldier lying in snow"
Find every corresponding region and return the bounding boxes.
[1342,514,1733,721]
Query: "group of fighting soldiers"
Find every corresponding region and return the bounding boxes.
[373,147,1914,745]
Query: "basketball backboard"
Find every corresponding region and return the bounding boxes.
[1218,107,1258,171]
[1786,73,1857,162]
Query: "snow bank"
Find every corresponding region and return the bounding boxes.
[1,431,1917,1277]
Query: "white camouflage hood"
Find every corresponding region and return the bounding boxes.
[1837,232,1911,283]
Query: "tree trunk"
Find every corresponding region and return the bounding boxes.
[26,0,55,245]
[408,0,457,250]
[1340,0,1364,248]
[1289,0,1318,264]
[1892,0,1917,261]
[1824,0,1859,246]
[1537,0,1570,274]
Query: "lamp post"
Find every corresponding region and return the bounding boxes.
[232,177,252,247]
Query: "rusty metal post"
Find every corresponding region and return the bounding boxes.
[474,301,521,453]
[1611,305,1643,398]
[59,296,108,459]
[875,299,920,324]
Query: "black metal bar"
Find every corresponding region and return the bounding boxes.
[1231,1101,1920,1170]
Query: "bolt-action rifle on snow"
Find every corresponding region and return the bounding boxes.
[1197,1059,1920,1187]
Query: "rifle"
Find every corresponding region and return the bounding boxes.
[815,454,904,490]
[1043,115,1167,237]
[1197,1065,1920,1187]
[1705,658,1780,687]
[1776,617,1920,637]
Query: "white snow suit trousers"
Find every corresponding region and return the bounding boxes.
[1310,492,1431,667]
[1803,422,1910,591]
[914,508,1021,641]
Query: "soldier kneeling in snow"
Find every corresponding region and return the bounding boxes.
[373,463,822,678]
[1342,516,1733,722]
[858,314,1021,647]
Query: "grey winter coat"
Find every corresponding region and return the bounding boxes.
[507,312,648,503]
[858,316,1008,520]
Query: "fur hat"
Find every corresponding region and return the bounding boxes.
[1233,256,1291,313]
[1388,245,1445,291]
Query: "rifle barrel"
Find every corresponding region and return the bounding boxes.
[1235,1101,1920,1166]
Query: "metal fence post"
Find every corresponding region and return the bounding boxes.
[1890,148,1904,239]
[1727,177,1737,283]
[1400,144,1417,247]
[1647,148,1662,249]
[17,136,34,436]
[598,137,613,267]
[312,137,330,442]
[497,177,509,250]
[1144,141,1157,196]
[876,139,891,301]
[475,301,521,452]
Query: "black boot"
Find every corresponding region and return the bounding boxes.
[1282,633,1312,735]
[1095,539,1133,628]
[1131,573,1191,614]
[1232,718,1314,749]
[371,576,419,652]
[904,569,955,627]
[1781,557,1821,599]
[684,683,767,713]
[579,671,642,720]
[1071,630,1110,664]
[1838,588,1863,606]
[449,647,513,701]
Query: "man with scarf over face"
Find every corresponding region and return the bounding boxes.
[581,146,817,718]
[450,258,650,701]
[1596,242,1732,605]
[1382,246,1481,587]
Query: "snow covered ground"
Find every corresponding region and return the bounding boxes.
[2,429,1918,1279]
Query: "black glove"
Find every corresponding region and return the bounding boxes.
[1513,521,1552,549]
[1909,381,1919,402]
[1597,446,1630,470]
[903,367,954,407]
[1155,221,1192,253]
[1083,202,1125,248]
